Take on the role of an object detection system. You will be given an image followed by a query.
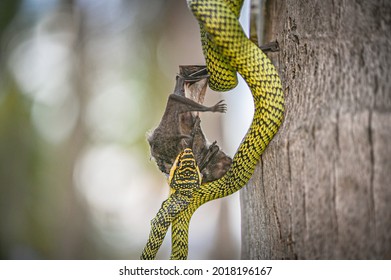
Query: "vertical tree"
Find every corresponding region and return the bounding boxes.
[241,0,391,259]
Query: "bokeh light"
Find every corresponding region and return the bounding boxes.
[0,0,251,260]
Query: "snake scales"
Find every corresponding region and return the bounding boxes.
[141,0,284,259]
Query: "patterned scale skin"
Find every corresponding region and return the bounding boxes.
[140,148,201,260]
[140,0,285,260]
[199,0,244,91]
[169,0,285,260]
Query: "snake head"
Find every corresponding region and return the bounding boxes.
[169,148,201,191]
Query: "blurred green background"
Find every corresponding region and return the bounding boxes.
[0,0,247,259]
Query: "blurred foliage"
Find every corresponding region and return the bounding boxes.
[0,0,240,259]
[0,0,22,36]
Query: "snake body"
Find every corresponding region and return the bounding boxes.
[141,0,284,259]
[141,148,201,259]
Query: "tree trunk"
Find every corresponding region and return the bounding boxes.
[241,0,391,259]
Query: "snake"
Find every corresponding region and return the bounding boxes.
[141,0,284,260]
[141,148,201,259]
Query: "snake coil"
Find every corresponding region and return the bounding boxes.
[141,0,284,260]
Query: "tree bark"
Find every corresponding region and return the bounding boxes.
[241,0,391,259]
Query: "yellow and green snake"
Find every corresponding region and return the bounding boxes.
[141,0,284,260]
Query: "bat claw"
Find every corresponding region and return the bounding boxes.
[212,100,227,113]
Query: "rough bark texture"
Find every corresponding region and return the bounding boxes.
[240,0,391,259]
